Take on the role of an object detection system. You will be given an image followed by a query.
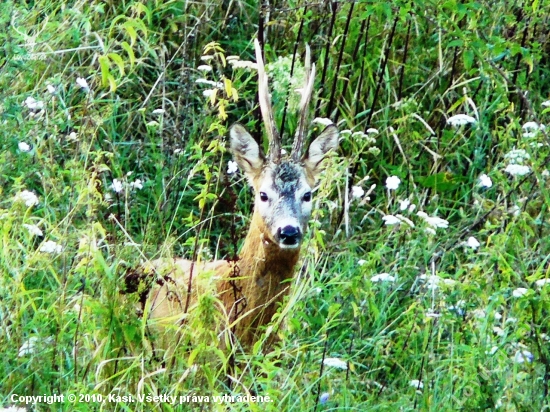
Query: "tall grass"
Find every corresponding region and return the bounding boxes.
[1,0,549,410]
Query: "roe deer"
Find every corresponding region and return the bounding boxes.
[144,39,338,347]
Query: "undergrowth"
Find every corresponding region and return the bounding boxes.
[1,0,549,411]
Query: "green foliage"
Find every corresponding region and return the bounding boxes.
[1,0,550,411]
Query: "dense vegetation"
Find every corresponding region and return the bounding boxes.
[1,0,549,410]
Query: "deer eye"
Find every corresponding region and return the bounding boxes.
[260,192,269,202]
[303,192,312,202]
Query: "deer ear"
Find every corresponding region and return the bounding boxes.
[303,124,339,177]
[229,123,265,176]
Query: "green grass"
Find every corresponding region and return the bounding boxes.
[1,0,550,411]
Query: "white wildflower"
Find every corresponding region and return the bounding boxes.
[15,190,39,207]
[395,214,415,227]
[487,346,499,355]
[512,288,528,298]
[281,148,287,155]
[357,259,366,266]
[505,164,530,176]
[76,77,89,91]
[323,357,347,370]
[504,149,530,164]
[226,55,240,61]
[111,179,123,193]
[417,211,449,229]
[18,142,31,152]
[399,199,411,211]
[522,121,545,138]
[542,170,550,178]
[472,308,486,319]
[351,185,365,199]
[382,215,401,225]
[200,55,214,62]
[228,60,258,70]
[447,114,476,126]
[23,224,43,237]
[18,337,40,357]
[152,108,165,114]
[514,350,534,364]
[408,203,416,212]
[195,78,223,88]
[352,131,366,139]
[366,128,379,134]
[425,227,436,235]
[227,160,238,175]
[339,129,352,136]
[409,380,424,389]
[312,117,333,126]
[203,89,215,98]
[542,100,550,108]
[197,65,212,72]
[535,279,550,288]
[478,174,492,188]
[466,236,481,249]
[371,273,396,283]
[493,326,505,337]
[46,84,56,94]
[386,175,401,190]
[68,132,78,141]
[129,179,143,190]
[0,406,27,412]
[39,240,63,254]
[24,96,44,110]
[420,274,442,290]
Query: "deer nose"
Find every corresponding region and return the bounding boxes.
[279,225,302,245]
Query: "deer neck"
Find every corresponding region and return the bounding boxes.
[221,209,301,345]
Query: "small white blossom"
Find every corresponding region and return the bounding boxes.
[39,240,63,254]
[68,132,78,141]
[76,77,89,91]
[472,308,486,319]
[493,326,505,337]
[522,121,545,138]
[152,108,165,114]
[0,406,27,412]
[24,96,44,110]
[18,142,31,152]
[512,288,528,298]
[417,211,449,229]
[111,179,124,193]
[504,149,530,164]
[281,148,287,155]
[386,175,401,190]
[395,214,415,227]
[478,174,492,188]
[382,215,401,225]
[323,357,347,370]
[200,55,214,62]
[23,224,43,237]
[366,128,379,134]
[409,380,424,389]
[203,89,215,98]
[514,350,534,364]
[227,160,238,175]
[447,114,476,126]
[312,117,333,126]
[18,337,40,357]
[399,199,410,211]
[228,60,258,70]
[351,185,365,199]
[425,227,437,235]
[542,100,550,108]
[226,55,240,61]
[542,170,550,178]
[535,279,550,288]
[15,190,39,207]
[466,236,481,249]
[371,273,396,283]
[357,259,366,266]
[195,78,223,88]
[447,114,477,126]
[505,164,530,176]
[129,179,143,190]
[197,65,212,72]
[46,84,56,94]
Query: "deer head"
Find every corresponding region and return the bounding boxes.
[229,40,339,250]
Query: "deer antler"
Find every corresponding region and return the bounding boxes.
[291,44,316,161]
[254,39,281,163]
